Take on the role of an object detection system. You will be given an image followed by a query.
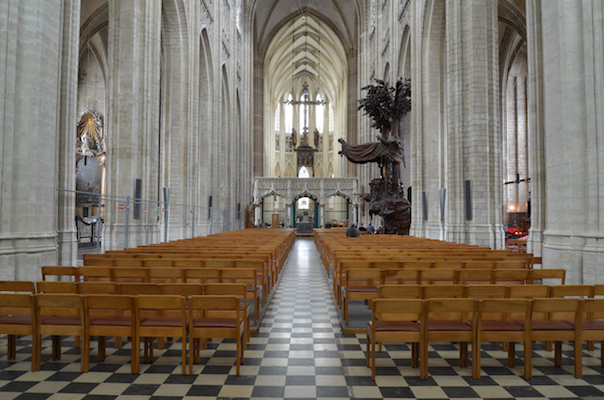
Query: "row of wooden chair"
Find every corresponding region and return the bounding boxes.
[40,267,261,324]
[0,289,249,375]
[337,268,566,320]
[78,257,273,300]
[367,297,602,381]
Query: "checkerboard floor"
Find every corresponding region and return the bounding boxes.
[2,237,604,399]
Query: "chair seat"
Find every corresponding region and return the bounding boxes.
[192,318,238,329]
[514,320,572,331]
[90,316,145,326]
[0,315,33,325]
[370,321,420,332]
[423,320,472,331]
[563,320,604,330]
[141,317,185,327]
[42,316,81,326]
[348,287,379,293]
[478,320,523,331]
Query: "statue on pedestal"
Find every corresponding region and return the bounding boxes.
[339,78,412,235]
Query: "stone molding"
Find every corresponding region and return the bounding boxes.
[253,177,358,206]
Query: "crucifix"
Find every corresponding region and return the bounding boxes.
[85,97,94,109]
[285,83,326,136]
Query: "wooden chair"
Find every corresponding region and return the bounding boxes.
[111,267,149,283]
[221,268,259,326]
[204,283,250,342]
[135,295,187,374]
[521,298,583,378]
[148,267,185,284]
[34,294,85,371]
[77,282,118,294]
[529,269,566,285]
[78,266,112,282]
[576,298,604,365]
[472,298,531,379]
[188,295,245,375]
[336,261,372,305]
[41,266,77,282]
[343,268,382,326]
[367,299,424,380]
[0,293,38,371]
[83,295,139,373]
[0,281,36,293]
[422,298,478,379]
[36,281,77,294]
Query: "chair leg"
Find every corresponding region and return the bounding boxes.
[366,335,370,368]
[7,335,16,359]
[522,339,532,379]
[371,340,376,380]
[554,341,562,367]
[98,336,106,361]
[508,342,515,367]
[473,342,481,379]
[574,339,582,378]
[459,342,468,368]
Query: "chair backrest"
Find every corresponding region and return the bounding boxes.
[549,285,594,298]
[494,260,527,270]
[345,268,382,286]
[382,269,419,284]
[401,261,432,270]
[117,283,160,295]
[41,266,77,281]
[189,295,239,316]
[531,298,581,323]
[0,293,35,319]
[113,259,144,268]
[111,267,149,283]
[507,284,550,299]
[135,294,186,317]
[204,283,247,298]
[464,284,508,299]
[477,298,531,325]
[204,259,235,268]
[530,269,566,285]
[36,293,83,318]
[148,267,184,283]
[173,259,203,268]
[84,294,135,319]
[0,281,36,293]
[423,284,464,299]
[424,298,478,322]
[77,281,117,294]
[143,259,173,268]
[458,269,492,285]
[492,269,530,285]
[78,266,112,282]
[373,298,423,322]
[419,269,457,285]
[378,284,423,299]
[463,261,495,270]
[184,268,222,284]
[160,283,204,296]
[220,268,256,286]
[36,281,78,294]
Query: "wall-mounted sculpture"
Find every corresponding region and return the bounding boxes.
[339,78,412,234]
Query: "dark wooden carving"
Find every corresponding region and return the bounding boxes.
[339,78,412,235]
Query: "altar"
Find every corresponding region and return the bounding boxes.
[296,222,314,234]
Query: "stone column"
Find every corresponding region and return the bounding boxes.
[444,0,504,248]
[539,2,604,284]
[255,203,262,227]
[106,0,161,248]
[286,204,292,228]
[56,0,81,267]
[526,0,545,258]
[0,0,79,279]
[319,203,325,228]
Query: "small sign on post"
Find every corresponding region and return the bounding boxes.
[118,204,125,210]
